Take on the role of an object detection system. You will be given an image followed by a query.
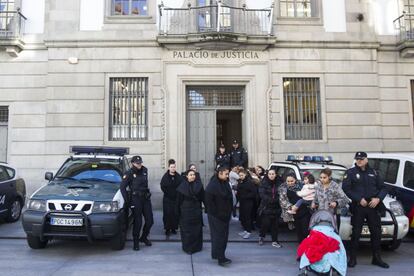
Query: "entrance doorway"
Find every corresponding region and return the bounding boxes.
[186,86,244,185]
[0,106,9,162]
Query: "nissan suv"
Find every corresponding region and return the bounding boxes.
[22,146,130,250]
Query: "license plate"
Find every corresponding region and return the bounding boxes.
[361,226,387,235]
[50,217,83,227]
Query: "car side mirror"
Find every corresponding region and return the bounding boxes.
[45,172,53,181]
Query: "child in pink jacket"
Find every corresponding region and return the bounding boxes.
[287,172,316,215]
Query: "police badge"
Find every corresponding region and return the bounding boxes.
[356,173,360,179]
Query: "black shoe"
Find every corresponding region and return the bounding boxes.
[165,230,171,236]
[171,229,177,235]
[218,258,232,266]
[133,238,140,251]
[139,237,152,246]
[372,254,389,269]
[347,256,356,268]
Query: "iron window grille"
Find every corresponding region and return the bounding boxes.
[283,77,322,140]
[0,106,8,124]
[279,0,319,18]
[111,0,148,16]
[109,77,148,141]
[187,87,244,109]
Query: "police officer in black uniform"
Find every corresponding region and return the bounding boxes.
[215,144,230,169]
[230,139,248,168]
[120,156,154,250]
[342,152,390,269]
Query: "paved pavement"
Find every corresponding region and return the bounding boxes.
[0,211,413,276]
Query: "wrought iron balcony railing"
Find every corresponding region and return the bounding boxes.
[158,1,274,36]
[0,10,26,39]
[394,12,414,42]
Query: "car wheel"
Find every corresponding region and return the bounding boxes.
[381,239,402,251]
[110,225,127,250]
[5,198,22,223]
[27,234,48,249]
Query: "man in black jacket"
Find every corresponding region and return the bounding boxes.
[120,156,154,250]
[342,152,390,269]
[205,166,233,266]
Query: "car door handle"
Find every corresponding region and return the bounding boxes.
[200,160,205,164]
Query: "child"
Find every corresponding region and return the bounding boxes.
[287,173,316,215]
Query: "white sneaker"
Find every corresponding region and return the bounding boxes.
[238,230,247,237]
[272,241,282,248]
[232,216,239,221]
[243,232,251,239]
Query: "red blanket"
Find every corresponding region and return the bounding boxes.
[297,230,340,264]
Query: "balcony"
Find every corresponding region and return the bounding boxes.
[157,1,276,50]
[394,12,414,58]
[0,10,26,56]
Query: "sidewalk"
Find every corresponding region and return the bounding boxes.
[0,210,298,242]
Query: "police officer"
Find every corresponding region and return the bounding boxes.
[120,156,154,250]
[342,152,390,269]
[230,139,248,168]
[215,144,230,169]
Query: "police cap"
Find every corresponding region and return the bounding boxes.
[354,151,368,160]
[131,155,143,164]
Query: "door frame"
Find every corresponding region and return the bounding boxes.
[163,65,271,174]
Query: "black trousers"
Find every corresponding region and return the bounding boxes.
[208,215,229,261]
[350,205,381,256]
[294,212,311,243]
[259,213,279,242]
[131,197,154,239]
[239,199,254,232]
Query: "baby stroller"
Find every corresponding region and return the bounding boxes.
[297,210,347,276]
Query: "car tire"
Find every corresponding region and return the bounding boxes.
[110,225,127,250]
[381,239,402,251]
[5,198,22,223]
[27,234,48,249]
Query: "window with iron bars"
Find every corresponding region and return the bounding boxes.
[283,78,322,140]
[279,0,319,18]
[0,106,8,124]
[109,77,148,141]
[111,0,148,16]
[0,0,15,31]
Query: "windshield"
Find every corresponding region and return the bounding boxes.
[300,169,346,184]
[55,158,123,183]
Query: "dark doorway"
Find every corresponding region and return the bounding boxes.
[216,110,242,151]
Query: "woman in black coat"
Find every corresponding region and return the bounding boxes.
[176,169,205,254]
[258,169,283,248]
[237,168,258,239]
[160,159,182,236]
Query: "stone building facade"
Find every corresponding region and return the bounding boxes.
[0,0,413,200]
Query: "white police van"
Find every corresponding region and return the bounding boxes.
[365,153,414,232]
[269,155,409,250]
[22,146,131,250]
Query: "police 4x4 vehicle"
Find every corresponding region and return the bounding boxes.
[269,155,409,250]
[22,146,130,250]
[0,162,26,223]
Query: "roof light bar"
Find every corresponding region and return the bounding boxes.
[286,155,334,163]
[70,146,129,156]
